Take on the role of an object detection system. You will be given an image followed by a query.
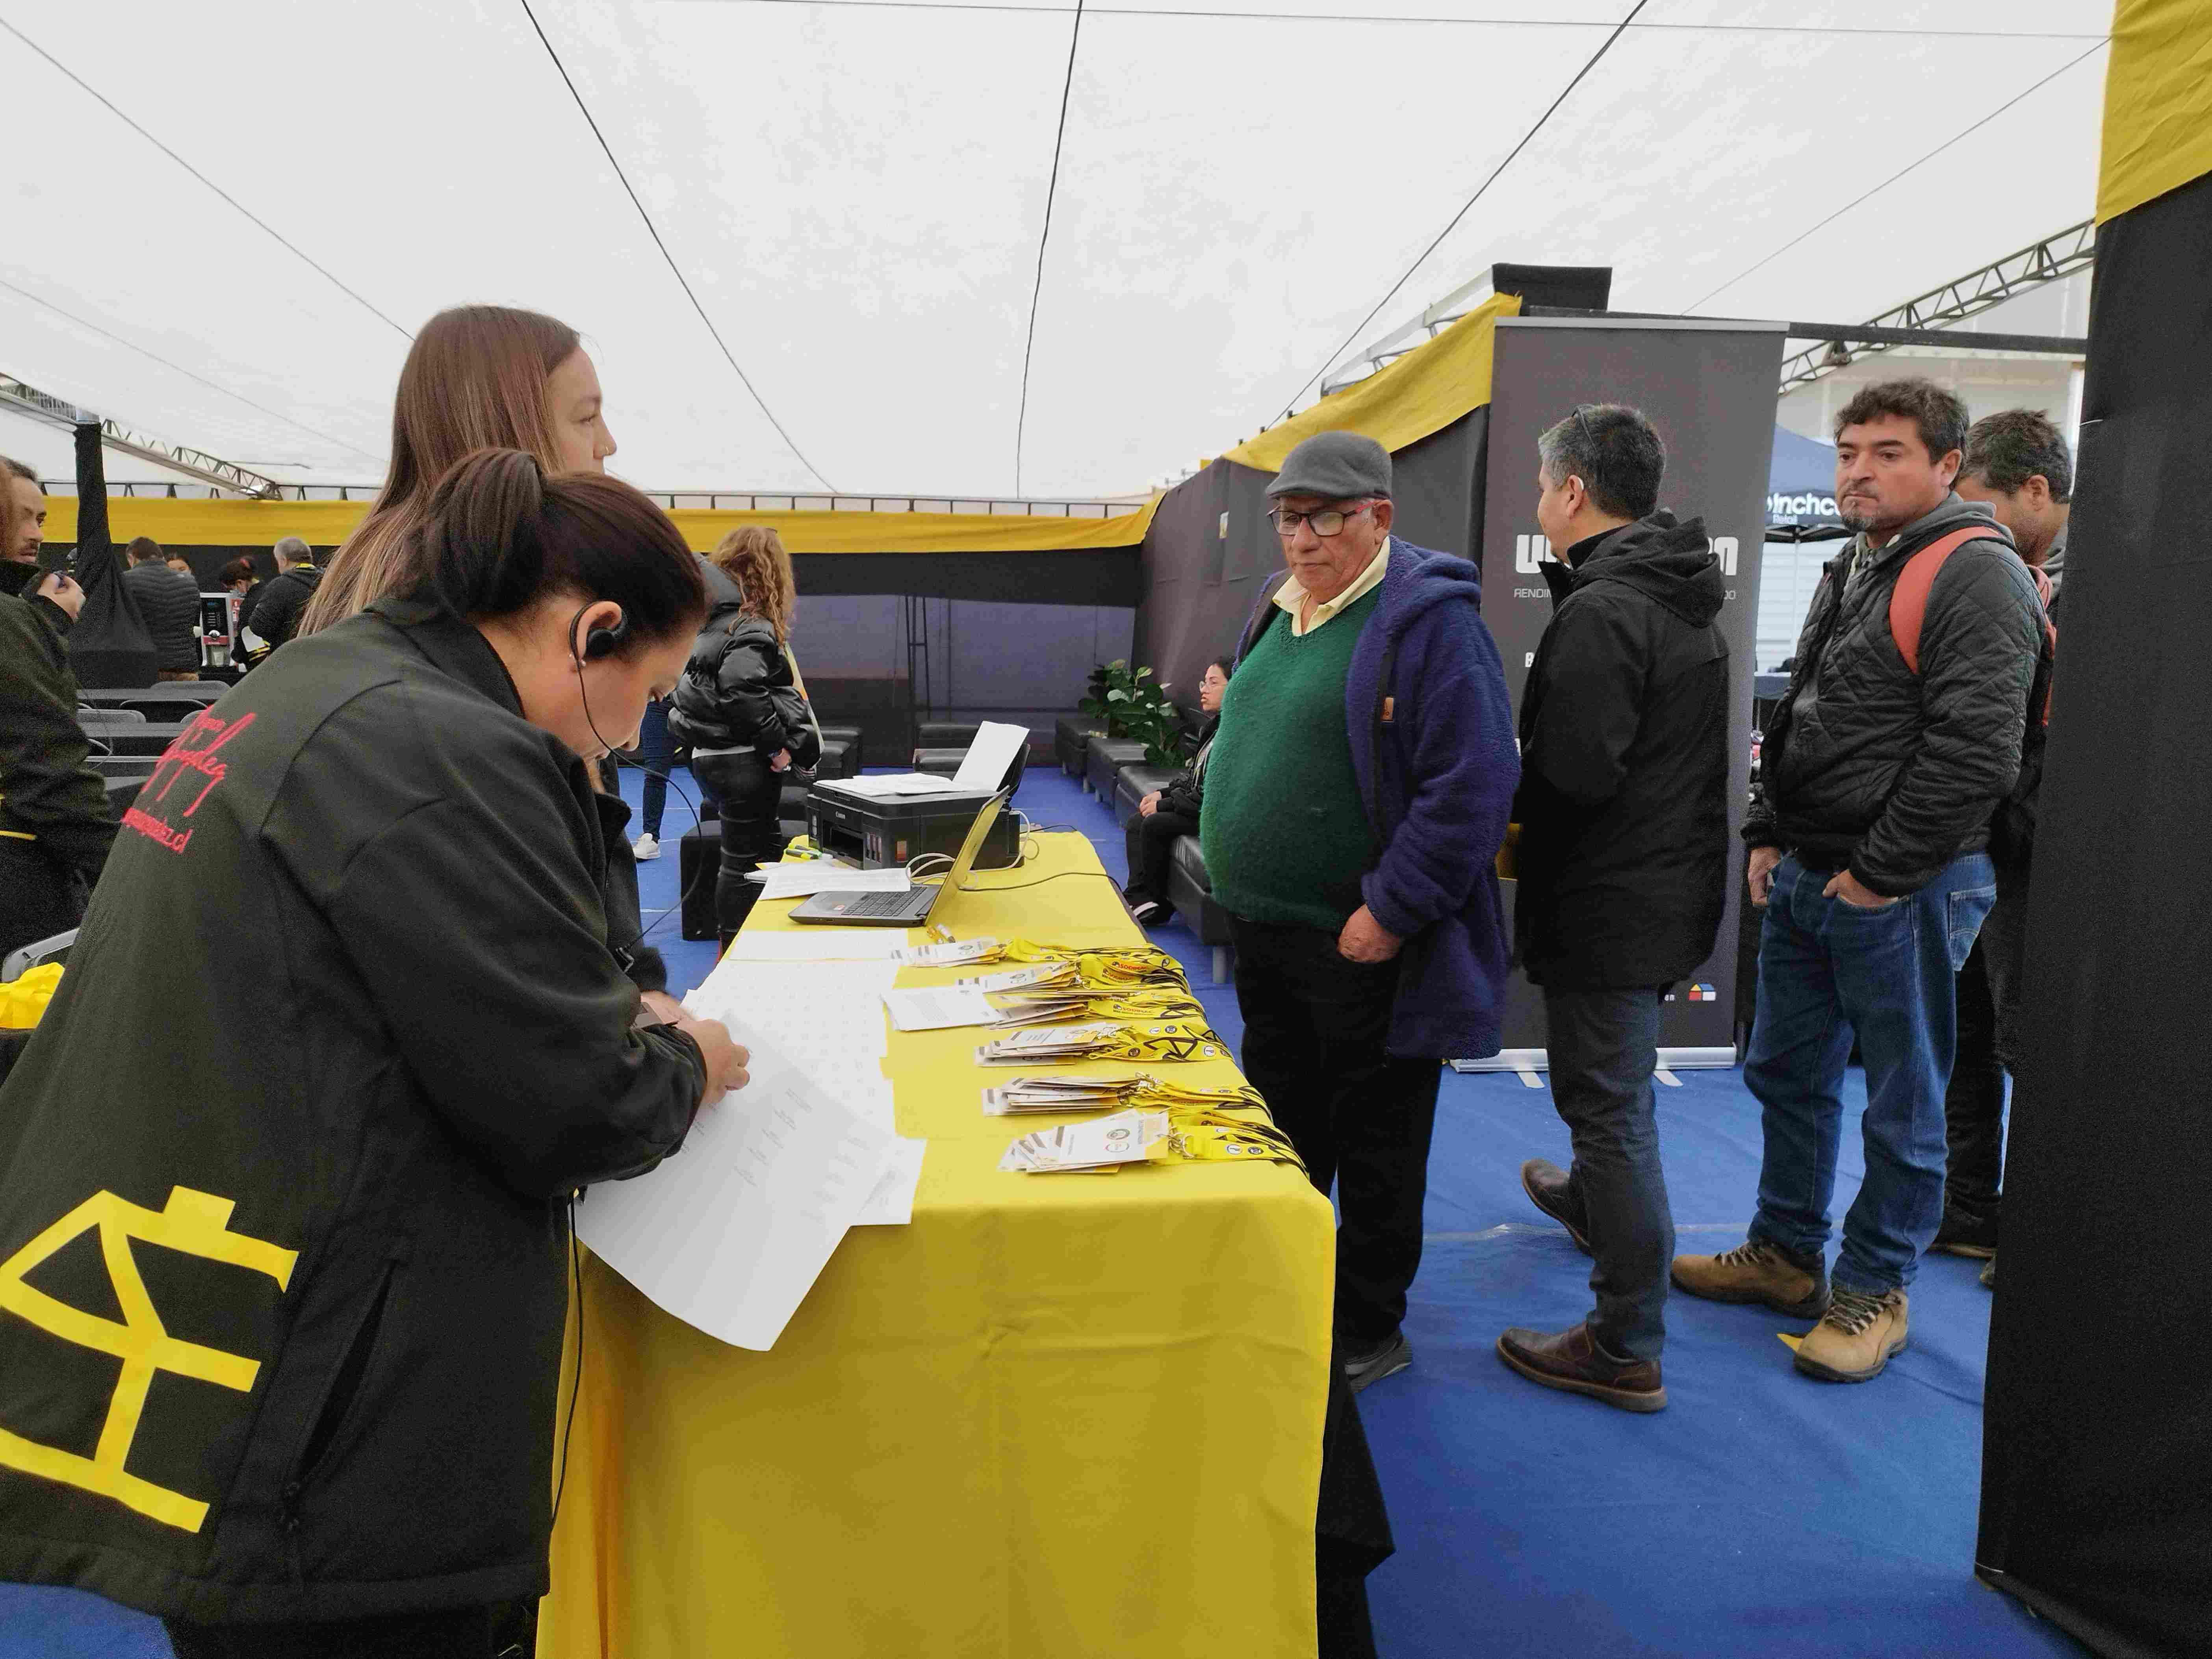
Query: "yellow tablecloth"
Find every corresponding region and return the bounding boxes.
[541,831,1334,1658]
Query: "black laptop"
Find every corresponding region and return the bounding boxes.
[789,791,1011,926]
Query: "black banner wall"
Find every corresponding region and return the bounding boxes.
[1473,316,1784,1064]
[1975,164,2212,1659]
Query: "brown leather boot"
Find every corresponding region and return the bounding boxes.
[1496,1321,1666,1413]
[1793,1287,1908,1382]
[1520,1158,1593,1255]
[1670,1238,1830,1319]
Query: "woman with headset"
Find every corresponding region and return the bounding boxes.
[0,450,749,1657]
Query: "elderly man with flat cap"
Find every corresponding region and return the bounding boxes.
[1201,430,1518,1391]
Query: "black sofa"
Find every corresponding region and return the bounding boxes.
[1055,715,1106,776]
[1166,835,1234,984]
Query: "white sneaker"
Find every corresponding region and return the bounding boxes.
[632,833,661,861]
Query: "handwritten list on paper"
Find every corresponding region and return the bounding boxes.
[575,1033,895,1351]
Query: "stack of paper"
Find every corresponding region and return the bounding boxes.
[882,985,997,1032]
[998,1109,1170,1173]
[973,1022,1128,1065]
[954,961,1072,993]
[949,721,1028,792]
[750,863,912,900]
[818,772,965,799]
[718,930,913,963]
[576,1033,897,1349]
[684,954,922,1227]
[984,985,1199,1028]
[974,1020,1230,1065]
[893,936,1001,967]
[984,1075,1142,1115]
[983,1073,1267,1115]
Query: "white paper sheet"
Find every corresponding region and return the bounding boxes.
[752,863,912,900]
[883,985,997,1032]
[718,930,915,962]
[853,1136,927,1226]
[951,720,1029,792]
[576,1034,894,1350]
[818,772,965,798]
[686,958,900,1135]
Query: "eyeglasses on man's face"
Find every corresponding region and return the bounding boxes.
[1266,500,1377,538]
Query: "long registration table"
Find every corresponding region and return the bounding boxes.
[541,831,1334,1658]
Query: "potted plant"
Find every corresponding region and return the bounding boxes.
[1081,660,1187,768]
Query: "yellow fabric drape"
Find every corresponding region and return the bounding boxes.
[34,495,1159,556]
[2097,0,2212,223]
[540,832,1334,1659]
[1220,291,1522,475]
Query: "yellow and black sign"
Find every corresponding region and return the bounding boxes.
[0,1187,296,1533]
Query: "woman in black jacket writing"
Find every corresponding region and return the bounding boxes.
[0,451,750,1658]
[668,526,820,945]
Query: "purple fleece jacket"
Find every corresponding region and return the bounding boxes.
[1237,538,1520,1058]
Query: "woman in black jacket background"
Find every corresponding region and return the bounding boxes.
[1121,657,1228,927]
[668,526,820,945]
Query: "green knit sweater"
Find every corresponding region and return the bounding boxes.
[1199,587,1382,930]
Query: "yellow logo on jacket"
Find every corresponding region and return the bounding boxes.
[0,1187,297,1533]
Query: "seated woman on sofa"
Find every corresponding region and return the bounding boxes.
[1122,657,1229,926]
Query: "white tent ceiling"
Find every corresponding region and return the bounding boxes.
[0,1,2110,498]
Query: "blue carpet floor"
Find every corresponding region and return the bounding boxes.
[2,762,2085,1657]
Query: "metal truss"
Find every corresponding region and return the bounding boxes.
[254,486,1137,516]
[1,368,281,498]
[1777,219,2096,395]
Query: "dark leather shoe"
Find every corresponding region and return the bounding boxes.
[1496,1321,1666,1413]
[1520,1158,1593,1255]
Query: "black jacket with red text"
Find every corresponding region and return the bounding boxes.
[0,594,704,1622]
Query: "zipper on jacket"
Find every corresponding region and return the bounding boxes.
[280,1258,399,1581]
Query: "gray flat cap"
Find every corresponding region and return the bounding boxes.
[1266,430,1392,501]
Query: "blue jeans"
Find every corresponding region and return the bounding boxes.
[1745,852,1997,1294]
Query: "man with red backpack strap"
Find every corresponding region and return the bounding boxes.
[1935,410,2070,1289]
[1672,379,2044,1384]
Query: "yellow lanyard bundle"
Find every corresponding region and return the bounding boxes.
[987,985,1202,1026]
[984,1073,1266,1115]
[1164,1109,1307,1174]
[998,939,1189,989]
[974,1019,1230,1066]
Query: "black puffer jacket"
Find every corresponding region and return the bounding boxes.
[121,562,202,671]
[666,560,818,765]
[0,572,117,882]
[1511,512,1731,990]
[243,563,321,650]
[1746,494,2043,897]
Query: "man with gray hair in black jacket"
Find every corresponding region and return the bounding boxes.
[1674,378,2043,1386]
[1498,405,1729,1415]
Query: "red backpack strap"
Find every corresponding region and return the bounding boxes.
[1888,529,2006,674]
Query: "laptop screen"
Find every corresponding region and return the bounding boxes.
[927,789,1011,920]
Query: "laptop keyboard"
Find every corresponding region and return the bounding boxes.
[836,888,923,918]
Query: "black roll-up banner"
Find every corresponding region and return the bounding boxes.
[1471,317,1785,1063]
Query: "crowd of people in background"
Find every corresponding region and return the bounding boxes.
[0,289,2069,1652]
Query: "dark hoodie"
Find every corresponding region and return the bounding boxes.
[1222,537,1520,1060]
[1512,511,1731,990]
